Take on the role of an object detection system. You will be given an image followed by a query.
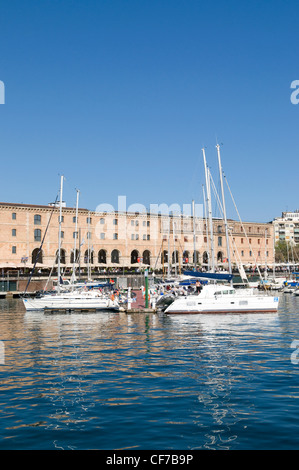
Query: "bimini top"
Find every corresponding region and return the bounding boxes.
[183,270,234,282]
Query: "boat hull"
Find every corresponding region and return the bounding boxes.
[164,294,279,314]
[22,295,119,312]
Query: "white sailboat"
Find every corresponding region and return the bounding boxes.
[22,176,119,313]
[165,145,280,315]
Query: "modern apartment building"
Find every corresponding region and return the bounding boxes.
[273,211,299,245]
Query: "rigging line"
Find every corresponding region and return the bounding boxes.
[24,194,59,295]
[223,174,263,282]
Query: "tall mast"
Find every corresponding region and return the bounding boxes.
[264,228,268,280]
[202,148,215,272]
[216,144,232,279]
[57,175,64,294]
[167,216,171,279]
[72,189,80,287]
[192,200,196,271]
[173,217,177,276]
[88,211,91,280]
[202,185,210,270]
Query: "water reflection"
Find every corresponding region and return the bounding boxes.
[0,298,299,449]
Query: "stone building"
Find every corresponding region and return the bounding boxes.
[0,201,274,273]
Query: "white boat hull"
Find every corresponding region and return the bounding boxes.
[22,293,119,312]
[164,291,279,314]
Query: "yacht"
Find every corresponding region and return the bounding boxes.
[23,289,119,312]
[164,279,279,314]
[164,145,280,315]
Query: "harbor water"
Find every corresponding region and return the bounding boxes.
[0,294,299,450]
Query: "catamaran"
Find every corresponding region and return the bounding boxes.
[165,145,280,315]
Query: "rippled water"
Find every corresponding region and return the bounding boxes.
[0,294,299,450]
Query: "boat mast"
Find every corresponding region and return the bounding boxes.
[202,148,215,272]
[173,216,177,277]
[202,185,210,270]
[264,228,268,280]
[57,175,64,294]
[167,216,171,279]
[216,144,232,280]
[192,199,196,271]
[88,211,91,281]
[72,189,80,288]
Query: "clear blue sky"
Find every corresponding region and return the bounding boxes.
[0,0,298,222]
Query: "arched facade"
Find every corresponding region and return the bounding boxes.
[111,249,120,264]
[131,250,139,264]
[55,248,66,264]
[98,249,107,264]
[143,250,150,265]
[32,248,43,264]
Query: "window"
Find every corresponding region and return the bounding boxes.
[12,246,16,254]
[34,214,41,225]
[73,216,77,223]
[12,212,16,220]
[249,251,252,256]
[241,250,244,256]
[73,231,78,239]
[147,221,150,227]
[61,231,64,239]
[131,234,134,240]
[218,237,222,247]
[87,232,92,239]
[147,235,150,240]
[34,229,41,241]
[100,233,105,240]
[113,233,118,240]
[241,238,244,244]
[87,217,92,224]
[143,221,146,227]
[12,229,16,237]
[113,219,118,225]
[100,218,105,224]
[136,234,139,240]
[143,234,146,240]
[59,215,64,223]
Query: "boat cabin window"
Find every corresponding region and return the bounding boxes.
[214,289,235,296]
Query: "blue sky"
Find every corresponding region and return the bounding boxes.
[0,0,298,222]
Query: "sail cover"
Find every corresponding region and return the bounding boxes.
[183,271,233,281]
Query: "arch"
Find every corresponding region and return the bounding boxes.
[202,251,209,264]
[143,250,150,266]
[161,250,168,264]
[70,249,79,264]
[131,250,139,264]
[55,248,66,264]
[111,249,120,264]
[217,251,223,263]
[84,249,94,264]
[32,248,43,264]
[172,250,179,264]
[98,249,107,264]
[183,250,190,264]
[193,251,200,264]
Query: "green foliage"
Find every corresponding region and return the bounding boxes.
[275,241,299,263]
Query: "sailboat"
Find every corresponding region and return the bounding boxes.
[165,145,280,315]
[22,176,119,312]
